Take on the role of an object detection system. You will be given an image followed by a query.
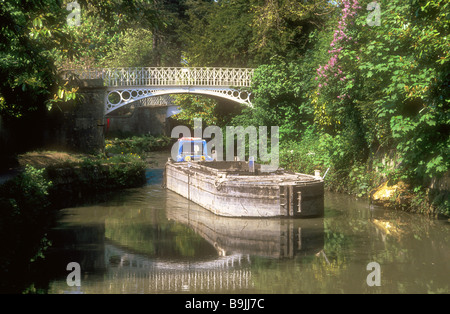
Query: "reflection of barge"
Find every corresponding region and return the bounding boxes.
[166,192,324,258]
[164,160,324,218]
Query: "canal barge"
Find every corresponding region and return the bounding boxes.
[164,160,324,218]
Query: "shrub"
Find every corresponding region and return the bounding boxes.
[105,134,172,156]
[0,165,54,292]
[0,165,52,221]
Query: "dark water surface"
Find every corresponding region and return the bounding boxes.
[43,169,449,294]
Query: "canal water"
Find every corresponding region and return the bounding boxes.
[41,169,449,294]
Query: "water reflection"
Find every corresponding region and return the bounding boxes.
[46,178,323,294]
[42,170,449,294]
[166,193,324,258]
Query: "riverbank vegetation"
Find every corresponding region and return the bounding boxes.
[0,151,147,293]
[0,165,53,293]
[105,134,172,156]
[174,0,450,217]
[1,0,448,216]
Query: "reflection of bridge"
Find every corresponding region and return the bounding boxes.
[63,67,255,115]
[103,243,253,293]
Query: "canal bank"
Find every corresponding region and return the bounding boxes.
[279,148,449,219]
[0,151,148,293]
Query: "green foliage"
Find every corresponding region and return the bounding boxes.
[105,155,148,188]
[257,0,449,207]
[279,126,373,194]
[180,0,254,67]
[353,0,450,183]
[243,56,317,141]
[0,0,66,117]
[101,28,154,67]
[45,153,147,191]
[180,0,332,67]
[0,0,161,119]
[0,165,52,219]
[250,0,333,63]
[57,0,161,68]
[171,94,219,127]
[105,134,172,155]
[0,165,54,292]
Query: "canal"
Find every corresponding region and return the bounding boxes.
[39,168,449,294]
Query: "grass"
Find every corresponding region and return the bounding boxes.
[17,151,86,168]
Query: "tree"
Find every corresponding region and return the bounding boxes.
[234,56,316,140]
[314,0,450,182]
[101,28,154,67]
[171,94,219,127]
[180,0,254,67]
[0,0,161,119]
[250,0,334,63]
[179,0,333,67]
[0,0,67,118]
[150,0,189,66]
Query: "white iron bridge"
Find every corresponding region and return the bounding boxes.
[63,67,255,115]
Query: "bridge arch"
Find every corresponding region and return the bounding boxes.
[105,86,252,115]
[62,67,255,116]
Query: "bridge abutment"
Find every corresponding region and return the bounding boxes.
[53,79,106,154]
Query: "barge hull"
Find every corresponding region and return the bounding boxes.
[164,161,324,218]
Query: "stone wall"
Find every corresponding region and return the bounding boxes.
[47,79,107,154]
[430,171,450,192]
[106,106,169,137]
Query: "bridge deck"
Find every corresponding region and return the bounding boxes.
[62,67,254,87]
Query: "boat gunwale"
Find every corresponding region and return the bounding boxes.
[165,160,323,186]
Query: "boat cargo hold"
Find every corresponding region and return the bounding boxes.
[164,160,324,218]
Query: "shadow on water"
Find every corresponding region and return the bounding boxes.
[145,168,164,186]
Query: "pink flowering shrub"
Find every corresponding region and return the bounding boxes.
[316,0,362,99]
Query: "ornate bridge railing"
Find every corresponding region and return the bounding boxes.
[62,67,255,114]
[62,67,254,88]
